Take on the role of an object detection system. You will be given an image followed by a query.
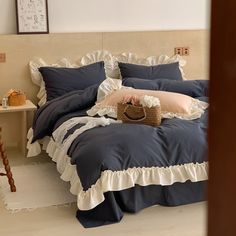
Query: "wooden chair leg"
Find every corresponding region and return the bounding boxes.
[0,129,16,192]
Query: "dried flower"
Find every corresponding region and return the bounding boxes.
[140,95,160,108]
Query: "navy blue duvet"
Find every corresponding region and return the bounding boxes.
[32,81,208,228]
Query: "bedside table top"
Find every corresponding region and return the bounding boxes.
[0,100,37,113]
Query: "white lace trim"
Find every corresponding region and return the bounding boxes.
[29,51,187,106]
[97,77,122,103]
[80,51,118,78]
[81,51,187,80]
[161,99,209,120]
[87,99,208,120]
[26,128,50,157]
[116,53,187,80]
[29,57,79,106]
[96,77,131,102]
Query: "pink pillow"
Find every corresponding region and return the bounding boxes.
[87,88,208,120]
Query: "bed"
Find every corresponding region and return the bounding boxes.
[27,51,208,228]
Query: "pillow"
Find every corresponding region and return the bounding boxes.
[29,57,79,106]
[39,61,106,101]
[87,87,208,120]
[29,52,186,106]
[118,62,183,81]
[80,51,187,79]
[97,77,122,103]
[122,78,209,98]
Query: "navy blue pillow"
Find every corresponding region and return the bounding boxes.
[123,77,208,98]
[118,62,183,81]
[39,61,106,101]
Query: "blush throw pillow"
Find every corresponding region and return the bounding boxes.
[87,87,208,120]
[39,61,106,101]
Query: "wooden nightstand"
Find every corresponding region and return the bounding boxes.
[0,100,37,156]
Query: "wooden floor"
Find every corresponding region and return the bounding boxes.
[0,148,207,236]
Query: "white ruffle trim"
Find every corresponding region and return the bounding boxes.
[161,99,209,120]
[87,99,208,121]
[27,128,50,157]
[29,57,79,106]
[96,78,132,103]
[81,51,118,78]
[81,51,187,80]
[97,77,122,103]
[45,138,208,210]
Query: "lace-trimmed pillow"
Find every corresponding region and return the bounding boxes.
[29,58,78,106]
[29,51,187,106]
[39,61,106,101]
[80,51,187,80]
[87,87,208,120]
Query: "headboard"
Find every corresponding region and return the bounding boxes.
[0,30,209,147]
[0,30,209,104]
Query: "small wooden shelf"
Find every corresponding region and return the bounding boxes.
[0,100,37,156]
[0,100,36,113]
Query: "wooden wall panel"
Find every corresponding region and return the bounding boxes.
[0,30,208,148]
[0,33,102,147]
[103,30,209,80]
[0,33,103,103]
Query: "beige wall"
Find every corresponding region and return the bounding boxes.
[0,0,209,34]
[0,30,209,148]
[103,30,209,81]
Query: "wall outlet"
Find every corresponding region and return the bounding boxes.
[174,47,190,56]
[0,53,6,63]
[174,47,183,55]
[182,47,190,56]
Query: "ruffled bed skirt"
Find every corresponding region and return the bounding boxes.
[77,180,207,228]
[27,128,208,212]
